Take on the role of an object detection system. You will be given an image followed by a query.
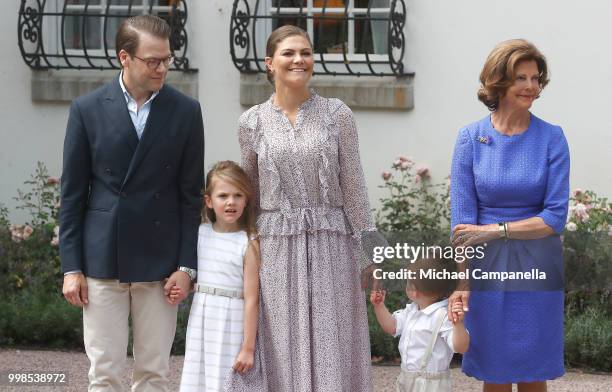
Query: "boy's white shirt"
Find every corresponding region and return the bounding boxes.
[393,298,458,372]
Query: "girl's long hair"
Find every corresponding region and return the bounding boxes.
[203,161,257,237]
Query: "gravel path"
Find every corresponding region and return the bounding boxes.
[1,349,610,391]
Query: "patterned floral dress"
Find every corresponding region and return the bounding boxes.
[226,92,375,392]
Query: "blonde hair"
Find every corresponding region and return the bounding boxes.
[203,161,257,237]
[478,39,549,111]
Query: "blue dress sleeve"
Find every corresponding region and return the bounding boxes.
[536,127,570,234]
[451,128,478,231]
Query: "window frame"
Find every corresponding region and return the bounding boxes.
[269,0,392,63]
[230,0,409,77]
[18,0,194,71]
[62,0,178,56]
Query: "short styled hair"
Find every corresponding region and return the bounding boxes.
[115,15,171,62]
[406,257,458,299]
[265,25,313,85]
[477,39,549,111]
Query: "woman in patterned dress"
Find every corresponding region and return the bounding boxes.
[230,25,378,392]
[450,39,569,392]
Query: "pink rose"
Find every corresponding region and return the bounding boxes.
[573,203,589,223]
[416,165,430,177]
[398,156,414,168]
[398,161,410,170]
[22,225,34,240]
[382,171,392,181]
[10,225,23,243]
[9,224,34,242]
[571,188,583,198]
[46,177,60,185]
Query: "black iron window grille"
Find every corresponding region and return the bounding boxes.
[18,0,193,71]
[230,0,410,77]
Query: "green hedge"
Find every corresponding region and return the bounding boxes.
[1,163,611,370]
[0,288,192,355]
[2,288,611,371]
[0,289,82,348]
[565,307,612,371]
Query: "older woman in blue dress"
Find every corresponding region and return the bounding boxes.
[450,39,569,391]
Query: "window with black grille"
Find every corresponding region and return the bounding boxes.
[230,0,408,77]
[18,0,192,71]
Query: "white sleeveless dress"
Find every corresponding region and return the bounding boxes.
[179,223,249,392]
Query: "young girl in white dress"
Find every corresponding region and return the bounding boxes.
[370,257,470,392]
[174,160,260,392]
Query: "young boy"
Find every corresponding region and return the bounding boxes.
[370,257,470,392]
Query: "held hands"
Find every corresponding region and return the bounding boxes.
[452,223,500,247]
[62,272,88,307]
[448,289,470,324]
[168,285,189,305]
[164,270,191,305]
[449,299,466,325]
[233,347,255,374]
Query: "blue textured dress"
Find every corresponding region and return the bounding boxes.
[450,114,570,383]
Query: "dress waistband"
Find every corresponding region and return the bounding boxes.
[194,284,244,299]
[257,206,352,236]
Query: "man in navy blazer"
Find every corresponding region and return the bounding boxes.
[59,15,203,392]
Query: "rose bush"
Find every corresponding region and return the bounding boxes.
[370,157,611,369]
[2,162,610,368]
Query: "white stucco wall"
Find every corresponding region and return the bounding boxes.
[2,0,611,223]
[195,0,612,215]
[1,2,69,222]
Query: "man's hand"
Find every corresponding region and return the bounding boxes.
[164,270,191,305]
[62,273,88,307]
[169,285,188,304]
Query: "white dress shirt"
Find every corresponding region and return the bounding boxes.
[393,298,457,372]
[118,71,159,139]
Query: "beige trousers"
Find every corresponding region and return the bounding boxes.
[83,278,178,392]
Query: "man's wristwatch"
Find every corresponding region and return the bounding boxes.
[178,266,197,281]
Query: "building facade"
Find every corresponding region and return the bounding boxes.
[3,0,611,222]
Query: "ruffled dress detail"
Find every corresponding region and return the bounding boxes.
[227,92,375,392]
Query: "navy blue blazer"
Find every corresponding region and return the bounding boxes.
[59,76,204,282]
